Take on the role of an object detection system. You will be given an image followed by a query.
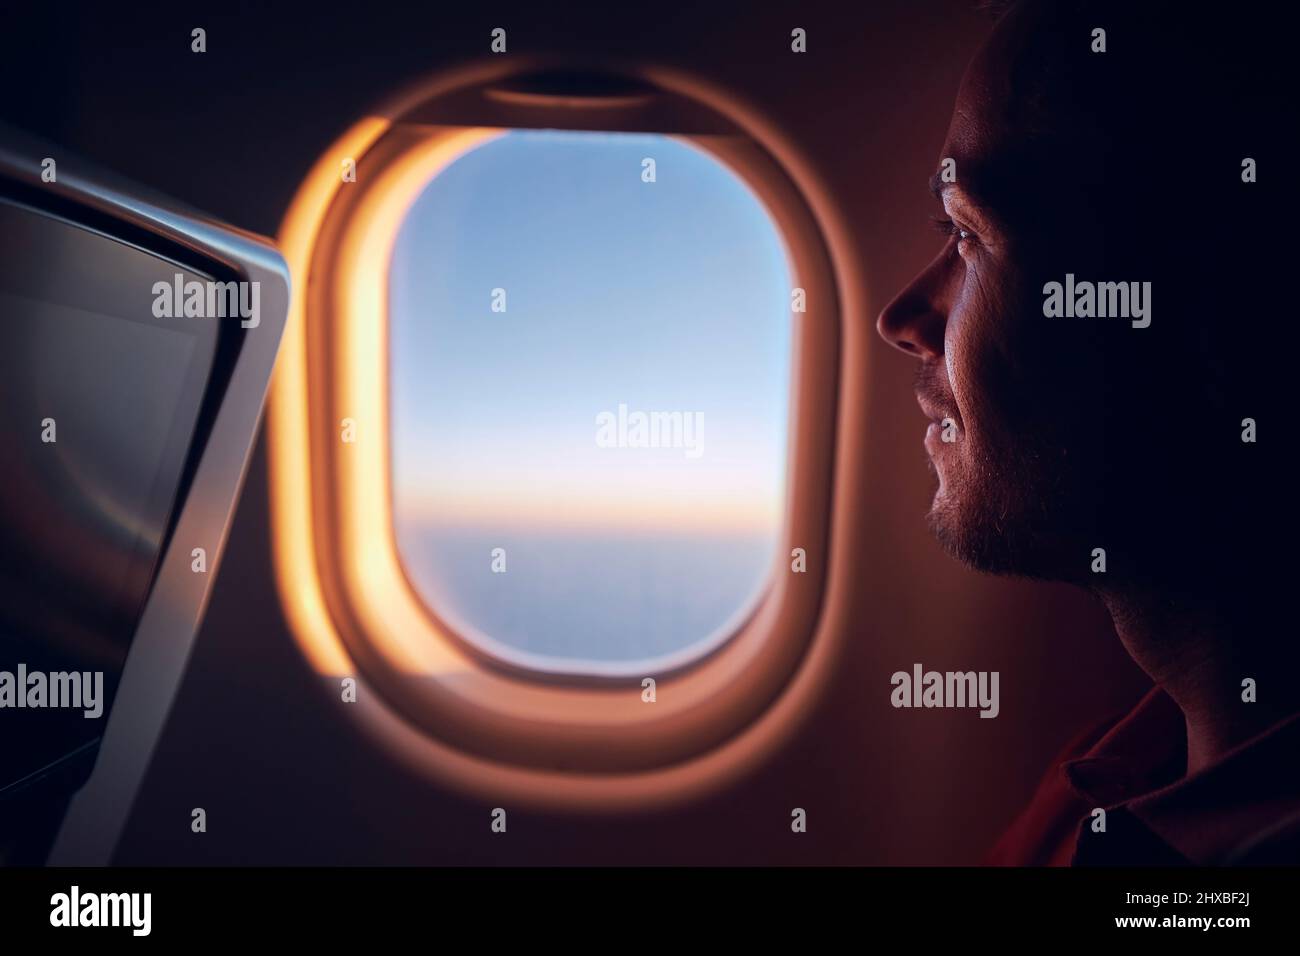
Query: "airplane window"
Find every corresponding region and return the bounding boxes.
[387,129,794,676]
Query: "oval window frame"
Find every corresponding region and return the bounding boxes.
[271,59,846,809]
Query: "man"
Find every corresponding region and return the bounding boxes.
[876,0,1290,864]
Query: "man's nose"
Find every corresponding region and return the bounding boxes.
[876,256,947,360]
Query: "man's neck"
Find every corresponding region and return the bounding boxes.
[1098,587,1295,776]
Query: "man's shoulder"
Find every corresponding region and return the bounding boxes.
[982,708,1128,866]
[1051,709,1126,764]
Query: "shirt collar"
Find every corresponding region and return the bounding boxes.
[1062,686,1300,863]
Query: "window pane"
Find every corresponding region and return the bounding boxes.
[389,129,792,674]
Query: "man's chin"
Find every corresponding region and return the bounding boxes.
[925,493,1072,581]
[925,499,987,570]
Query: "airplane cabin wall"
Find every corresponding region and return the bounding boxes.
[0,0,1151,864]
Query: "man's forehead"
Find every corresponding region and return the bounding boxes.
[931,50,1067,218]
[932,1,1059,201]
[938,57,1024,189]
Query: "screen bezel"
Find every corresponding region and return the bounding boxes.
[0,189,244,802]
[0,125,290,865]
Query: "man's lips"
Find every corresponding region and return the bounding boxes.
[924,420,944,451]
[916,393,957,455]
[915,394,951,425]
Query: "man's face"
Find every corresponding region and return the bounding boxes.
[876,5,1115,581]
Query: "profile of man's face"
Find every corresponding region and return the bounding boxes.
[877,1,1190,586]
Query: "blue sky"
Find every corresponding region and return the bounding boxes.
[386,129,794,668]
[388,129,794,536]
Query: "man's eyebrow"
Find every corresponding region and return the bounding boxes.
[928,173,993,221]
[929,171,978,204]
[928,170,949,200]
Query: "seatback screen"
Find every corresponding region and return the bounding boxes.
[0,198,220,792]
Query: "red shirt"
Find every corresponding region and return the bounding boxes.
[985,687,1300,865]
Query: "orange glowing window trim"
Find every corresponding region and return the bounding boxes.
[268,63,847,810]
